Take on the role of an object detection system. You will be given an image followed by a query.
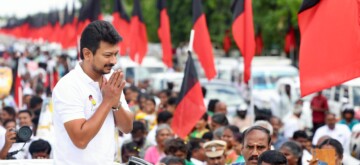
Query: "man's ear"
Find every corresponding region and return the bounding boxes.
[82,48,92,60]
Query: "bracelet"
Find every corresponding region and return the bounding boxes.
[112,101,122,112]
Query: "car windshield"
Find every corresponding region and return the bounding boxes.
[203,83,245,106]
[353,87,360,106]
[252,69,298,90]
[126,67,164,80]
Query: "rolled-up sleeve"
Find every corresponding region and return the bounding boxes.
[53,85,85,123]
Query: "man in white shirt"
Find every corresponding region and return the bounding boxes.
[282,99,305,139]
[52,20,134,165]
[312,113,351,153]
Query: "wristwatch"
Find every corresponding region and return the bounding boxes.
[112,101,122,112]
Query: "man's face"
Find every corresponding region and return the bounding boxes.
[87,41,118,75]
[18,113,32,127]
[242,130,270,165]
[326,114,336,130]
[269,118,282,135]
[132,130,145,145]
[32,152,50,159]
[174,150,187,160]
[197,142,206,161]
[159,92,168,105]
[144,100,155,114]
[215,102,227,114]
[206,155,226,165]
[294,137,308,149]
[0,111,12,122]
[5,121,16,130]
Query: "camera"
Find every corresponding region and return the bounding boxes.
[11,126,33,143]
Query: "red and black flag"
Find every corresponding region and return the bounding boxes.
[192,0,216,80]
[129,0,148,64]
[172,52,206,139]
[112,0,130,55]
[255,26,263,55]
[77,0,102,37]
[232,0,255,84]
[60,3,77,49]
[48,10,62,43]
[298,0,360,96]
[223,29,232,55]
[284,11,296,54]
[28,14,48,40]
[13,58,22,109]
[157,0,173,68]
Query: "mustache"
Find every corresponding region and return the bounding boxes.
[104,64,114,68]
[248,155,258,161]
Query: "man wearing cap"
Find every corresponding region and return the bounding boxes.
[203,140,227,165]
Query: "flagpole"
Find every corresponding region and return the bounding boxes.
[188,30,195,54]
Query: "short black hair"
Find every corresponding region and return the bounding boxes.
[80,20,122,59]
[292,130,309,140]
[167,97,178,106]
[29,139,52,155]
[131,121,146,135]
[207,99,219,113]
[319,138,343,159]
[3,119,16,127]
[201,86,207,97]
[243,126,271,145]
[122,142,140,154]
[200,113,208,121]
[212,113,229,126]
[164,138,188,155]
[160,156,185,165]
[258,150,287,165]
[157,111,173,124]
[225,125,240,135]
[29,96,43,109]
[147,96,156,106]
[2,106,16,119]
[188,138,205,160]
[18,110,32,117]
[188,138,205,154]
[202,131,213,141]
[234,133,243,143]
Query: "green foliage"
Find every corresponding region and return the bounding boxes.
[98,0,303,50]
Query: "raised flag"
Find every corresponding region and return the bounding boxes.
[192,0,216,80]
[232,0,255,84]
[298,0,360,96]
[172,52,206,139]
[157,0,173,68]
[284,11,296,54]
[129,0,148,64]
[112,0,130,55]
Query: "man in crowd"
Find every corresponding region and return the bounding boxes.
[203,140,227,165]
[52,20,134,164]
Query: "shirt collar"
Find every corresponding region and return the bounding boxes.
[190,158,204,165]
[74,62,96,84]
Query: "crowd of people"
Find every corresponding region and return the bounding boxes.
[1,20,360,165]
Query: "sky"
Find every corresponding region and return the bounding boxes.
[0,0,81,18]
